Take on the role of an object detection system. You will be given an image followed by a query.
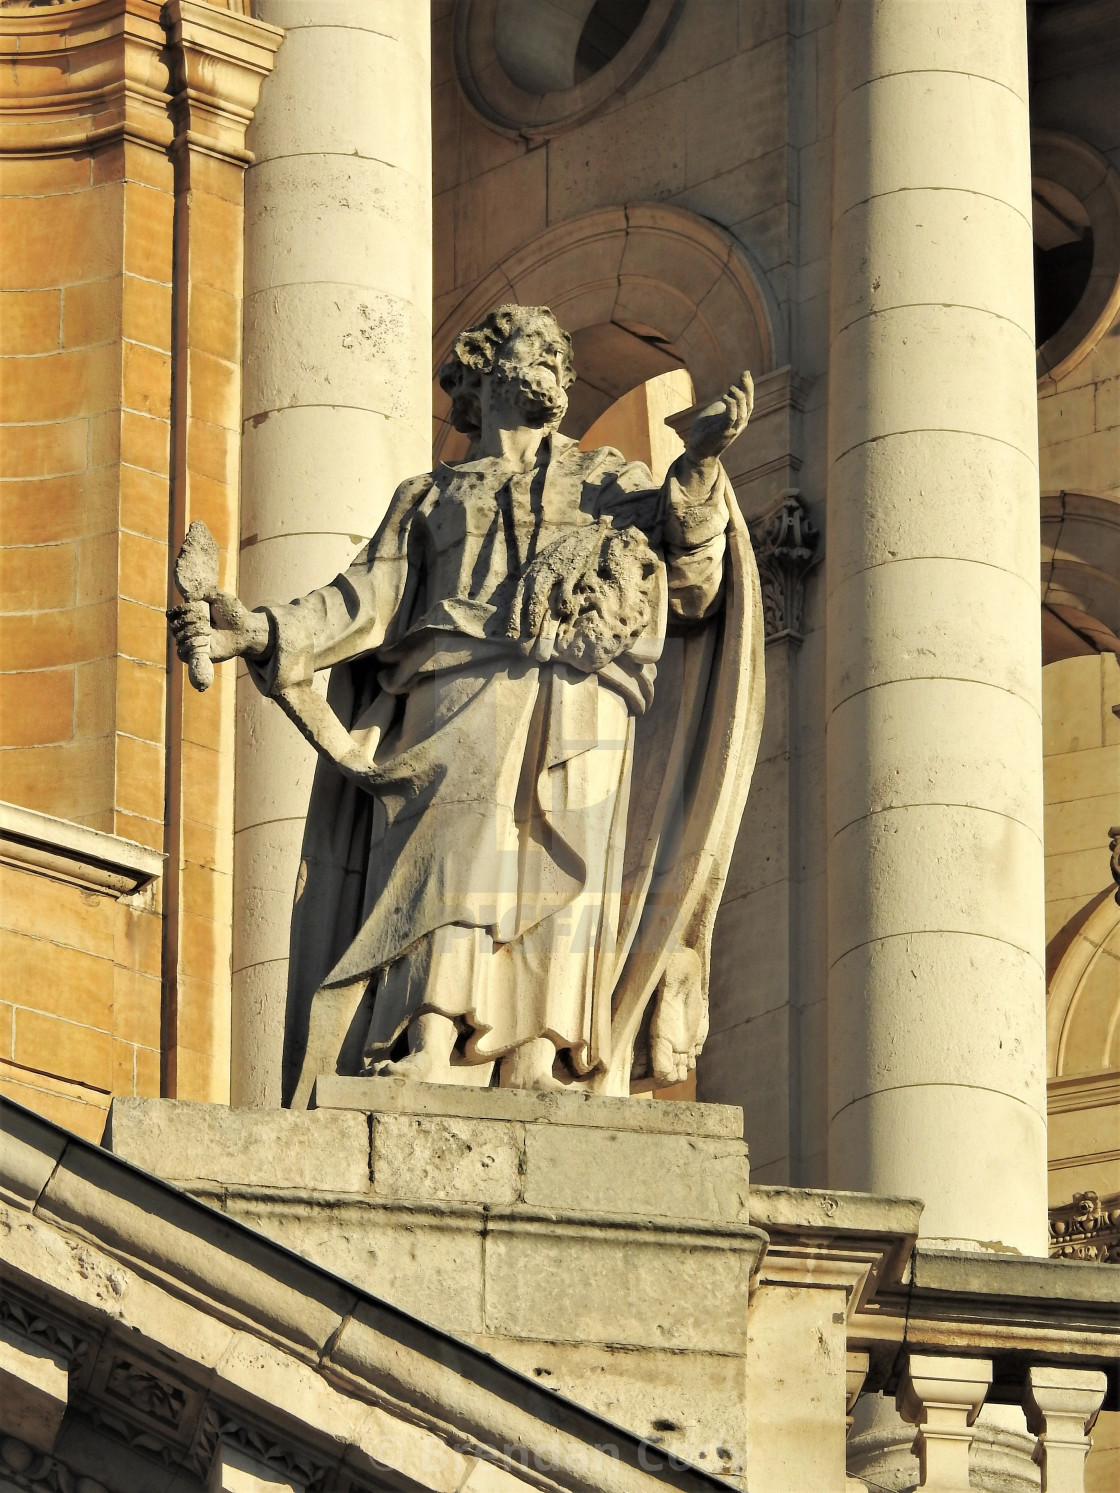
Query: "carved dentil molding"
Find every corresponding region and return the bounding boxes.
[748,491,819,643]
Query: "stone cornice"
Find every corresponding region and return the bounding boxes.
[0,0,172,156]
[0,0,281,161]
[749,1187,1120,1407]
[1047,1069,1120,1115]
[162,0,283,165]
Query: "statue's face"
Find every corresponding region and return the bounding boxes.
[501,324,569,386]
[487,321,571,430]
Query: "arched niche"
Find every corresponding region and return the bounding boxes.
[1041,491,1120,662]
[1047,889,1120,1079]
[432,203,782,463]
[1040,492,1120,1091]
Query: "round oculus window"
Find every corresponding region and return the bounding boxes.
[1032,131,1120,384]
[454,0,683,139]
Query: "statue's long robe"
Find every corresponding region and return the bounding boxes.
[248,434,763,1106]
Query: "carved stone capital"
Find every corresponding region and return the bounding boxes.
[749,491,820,643]
[1049,1190,1120,1262]
[162,0,284,165]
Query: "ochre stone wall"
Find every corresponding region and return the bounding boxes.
[0,0,279,1129]
[0,864,163,1139]
[0,5,175,1137]
[0,143,172,840]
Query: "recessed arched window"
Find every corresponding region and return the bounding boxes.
[431,204,780,466]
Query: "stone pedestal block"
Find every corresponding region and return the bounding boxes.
[106,1085,763,1486]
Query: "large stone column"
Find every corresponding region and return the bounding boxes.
[825,0,1048,1255]
[233,1,432,1106]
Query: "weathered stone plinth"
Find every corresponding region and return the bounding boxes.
[106,1083,764,1485]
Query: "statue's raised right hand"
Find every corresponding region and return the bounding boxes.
[167,592,270,666]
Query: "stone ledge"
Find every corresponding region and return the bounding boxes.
[910,1246,1120,1308]
[313,1073,744,1138]
[190,1190,766,1243]
[0,800,163,898]
[750,1184,924,1237]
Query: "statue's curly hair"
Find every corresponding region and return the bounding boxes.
[438,304,576,438]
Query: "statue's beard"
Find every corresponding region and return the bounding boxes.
[491,359,568,429]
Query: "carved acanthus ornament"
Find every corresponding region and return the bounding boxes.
[0,1291,89,1377]
[77,1399,182,1470]
[192,1406,330,1490]
[104,1358,186,1428]
[749,492,819,642]
[1048,1191,1120,1262]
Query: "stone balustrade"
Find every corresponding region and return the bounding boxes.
[891,1355,1107,1493]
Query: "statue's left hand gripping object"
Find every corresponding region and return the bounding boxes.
[173,520,220,692]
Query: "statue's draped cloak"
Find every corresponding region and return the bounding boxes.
[248,434,764,1106]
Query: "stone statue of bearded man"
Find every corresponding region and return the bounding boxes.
[170,305,765,1104]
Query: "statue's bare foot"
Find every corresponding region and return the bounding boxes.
[368,1050,452,1083]
[499,1037,566,1091]
[367,1012,457,1083]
